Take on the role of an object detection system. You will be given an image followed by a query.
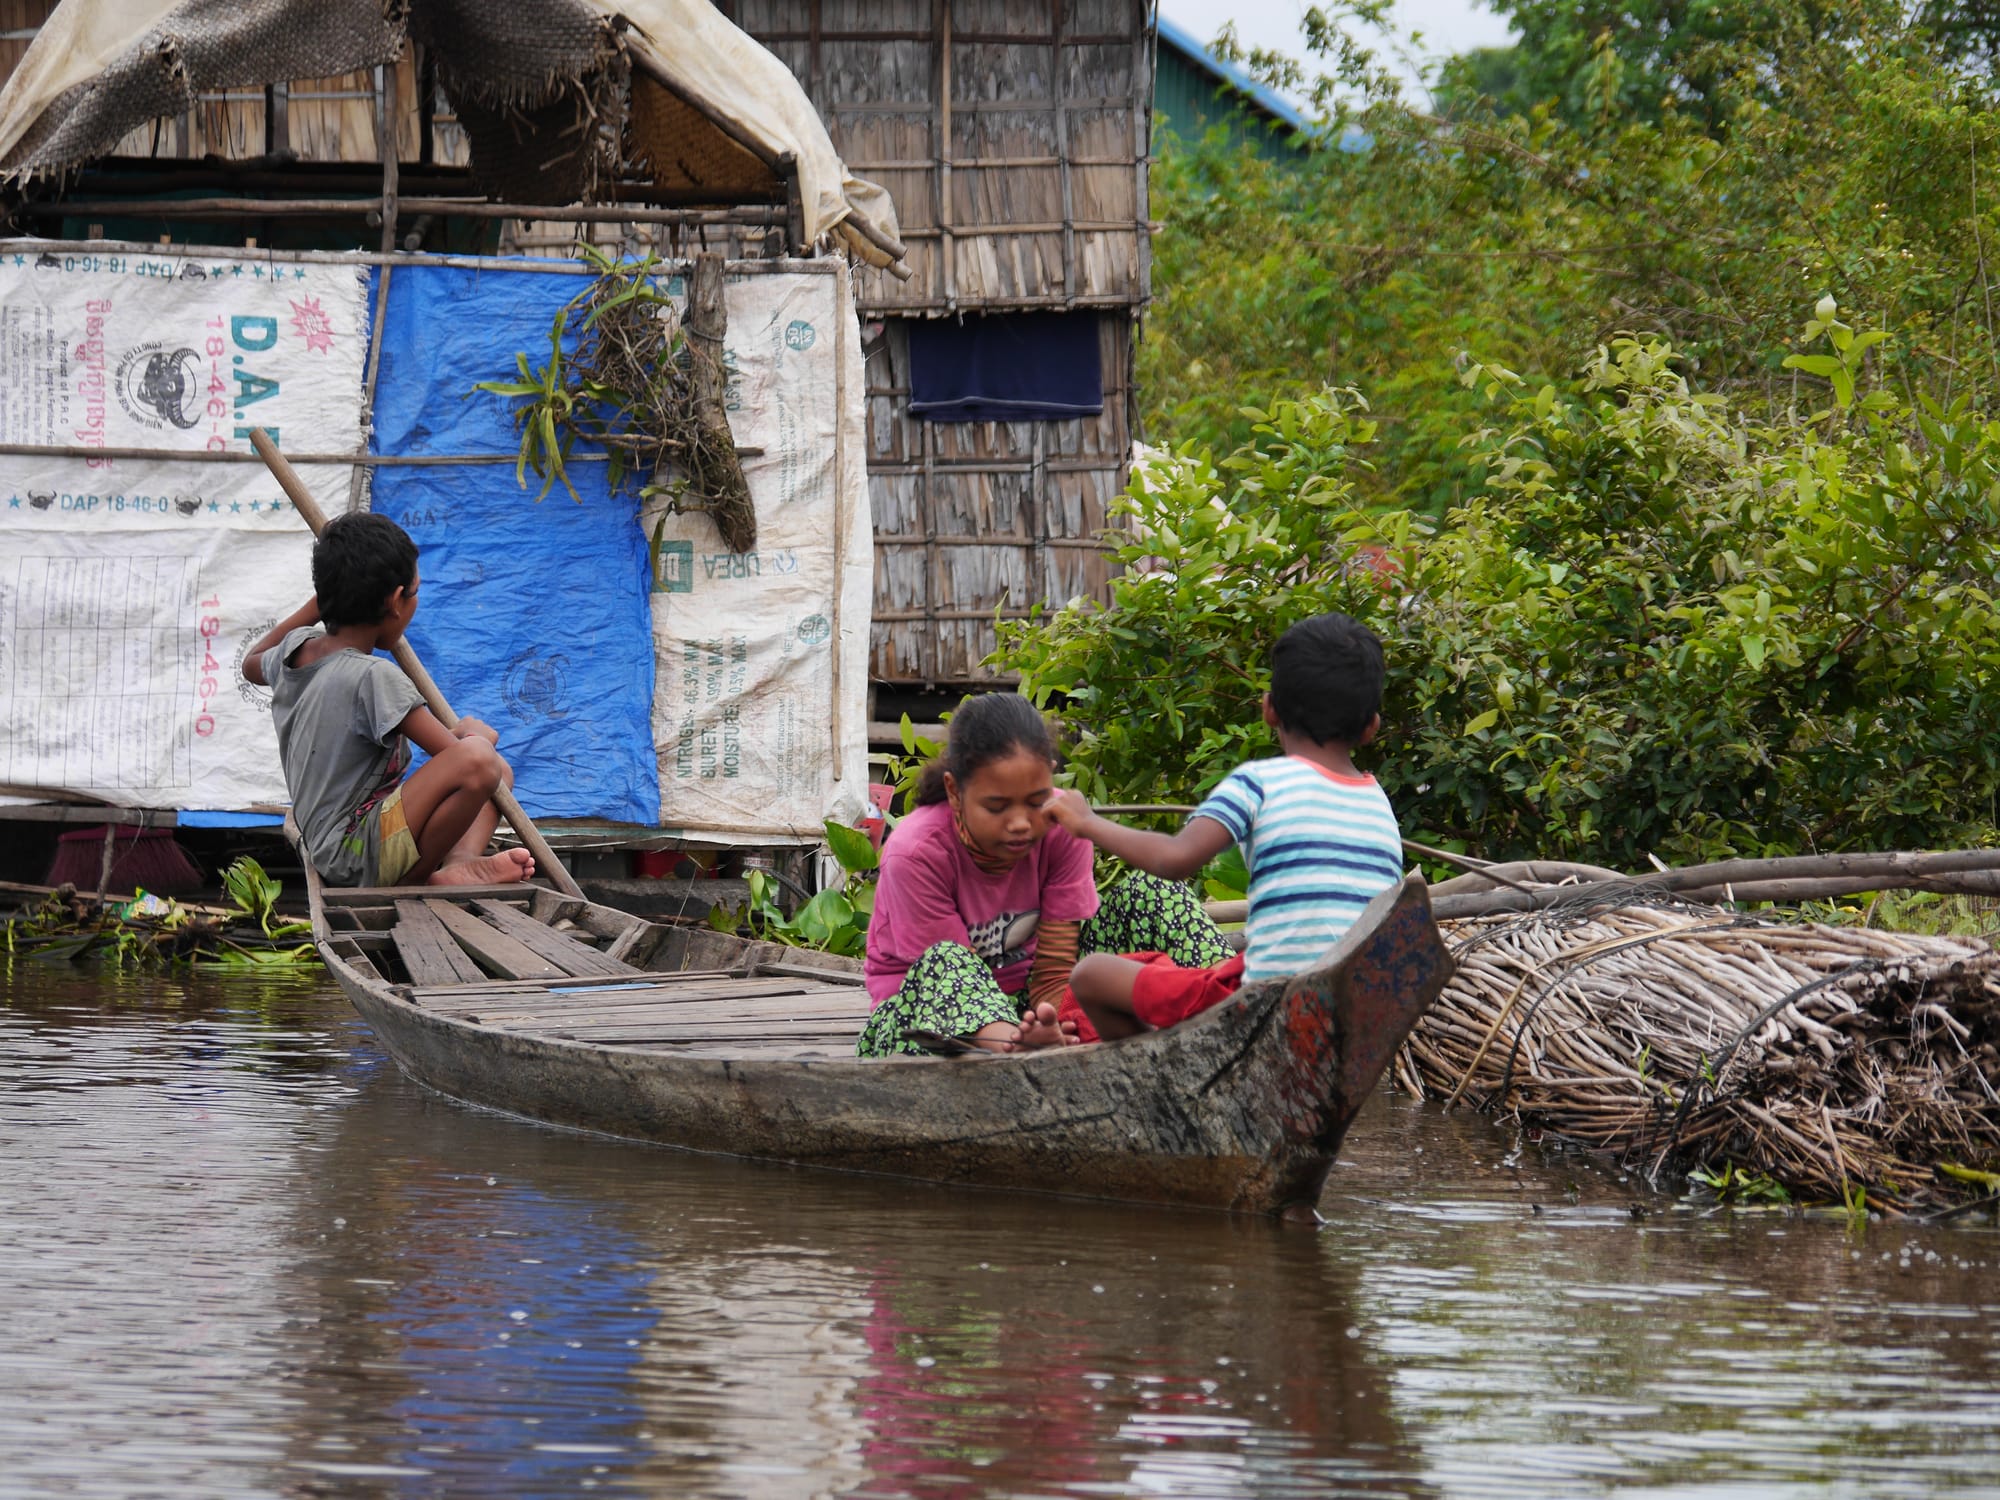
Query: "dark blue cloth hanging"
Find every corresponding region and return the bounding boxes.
[906,312,1103,422]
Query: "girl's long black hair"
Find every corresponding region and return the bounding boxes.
[914,693,1056,805]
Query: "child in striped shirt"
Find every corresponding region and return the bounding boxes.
[1046,612,1403,1040]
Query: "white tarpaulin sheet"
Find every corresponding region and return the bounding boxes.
[644,265,872,841]
[0,248,365,808]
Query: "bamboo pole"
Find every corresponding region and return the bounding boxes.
[1431,847,2000,920]
[247,428,586,901]
[10,198,789,226]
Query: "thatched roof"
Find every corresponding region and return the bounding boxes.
[0,0,905,267]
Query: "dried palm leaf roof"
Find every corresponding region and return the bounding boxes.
[0,0,905,268]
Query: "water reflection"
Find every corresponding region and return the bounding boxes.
[281,1047,1424,1499]
[3,960,1997,1499]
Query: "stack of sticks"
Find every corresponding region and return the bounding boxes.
[1397,890,2000,1215]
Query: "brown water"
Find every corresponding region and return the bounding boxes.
[2,961,1996,1500]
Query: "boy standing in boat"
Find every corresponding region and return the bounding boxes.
[1048,611,1402,1039]
[242,512,535,889]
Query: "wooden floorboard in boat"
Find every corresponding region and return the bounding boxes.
[325,883,541,906]
[418,976,846,1014]
[470,899,642,978]
[406,971,736,1002]
[753,960,868,985]
[391,900,485,987]
[439,991,869,1025]
[425,900,568,982]
[460,1000,872,1031]
[506,1019,864,1044]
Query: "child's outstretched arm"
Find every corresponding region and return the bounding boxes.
[241,597,321,686]
[1045,790,1234,881]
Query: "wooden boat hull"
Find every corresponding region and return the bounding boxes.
[313,873,1453,1215]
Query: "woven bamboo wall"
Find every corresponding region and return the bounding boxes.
[98,64,471,170]
[719,0,1150,684]
[720,0,1152,317]
[866,312,1130,682]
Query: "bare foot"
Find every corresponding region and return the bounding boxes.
[1015,999,1079,1049]
[428,848,536,886]
[967,1020,1024,1053]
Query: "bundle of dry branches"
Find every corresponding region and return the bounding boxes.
[1400,897,2000,1215]
[540,248,755,551]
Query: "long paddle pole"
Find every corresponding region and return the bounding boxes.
[249,429,587,900]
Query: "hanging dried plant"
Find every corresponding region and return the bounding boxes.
[474,245,756,552]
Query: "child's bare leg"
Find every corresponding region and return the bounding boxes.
[395,740,535,885]
[1070,953,1148,1040]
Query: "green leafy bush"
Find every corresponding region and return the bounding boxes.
[708,819,880,957]
[1004,317,2000,868]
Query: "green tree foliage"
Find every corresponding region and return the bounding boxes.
[1142,5,2000,508]
[1093,7,2000,865]
[1008,318,2000,867]
[1446,0,2000,125]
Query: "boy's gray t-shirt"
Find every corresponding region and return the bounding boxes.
[263,626,425,883]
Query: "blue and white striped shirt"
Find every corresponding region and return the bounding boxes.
[1192,757,1404,983]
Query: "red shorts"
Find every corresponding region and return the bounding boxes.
[1057,951,1247,1043]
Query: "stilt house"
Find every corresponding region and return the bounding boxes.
[0,0,1155,697]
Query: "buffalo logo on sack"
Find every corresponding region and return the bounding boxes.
[174,495,202,516]
[115,344,203,430]
[797,613,831,646]
[504,650,569,722]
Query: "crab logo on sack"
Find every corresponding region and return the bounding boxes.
[504,650,570,722]
[115,344,203,430]
[235,622,275,707]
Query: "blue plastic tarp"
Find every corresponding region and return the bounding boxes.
[367,263,658,826]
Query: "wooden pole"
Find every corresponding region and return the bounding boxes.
[247,428,587,900]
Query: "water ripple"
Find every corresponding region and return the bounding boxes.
[3,960,1997,1498]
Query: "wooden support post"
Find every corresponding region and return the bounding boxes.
[829,271,847,780]
[936,0,955,310]
[264,83,289,157]
[417,47,437,169]
[1053,0,1076,306]
[375,63,399,257]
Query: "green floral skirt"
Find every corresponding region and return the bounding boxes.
[855,871,1231,1058]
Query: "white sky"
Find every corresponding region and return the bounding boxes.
[1157,0,1517,104]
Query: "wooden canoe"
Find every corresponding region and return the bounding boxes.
[299,850,1455,1216]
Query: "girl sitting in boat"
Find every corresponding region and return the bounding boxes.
[857,694,1233,1057]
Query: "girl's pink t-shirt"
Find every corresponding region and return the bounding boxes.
[863,800,1101,1004]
